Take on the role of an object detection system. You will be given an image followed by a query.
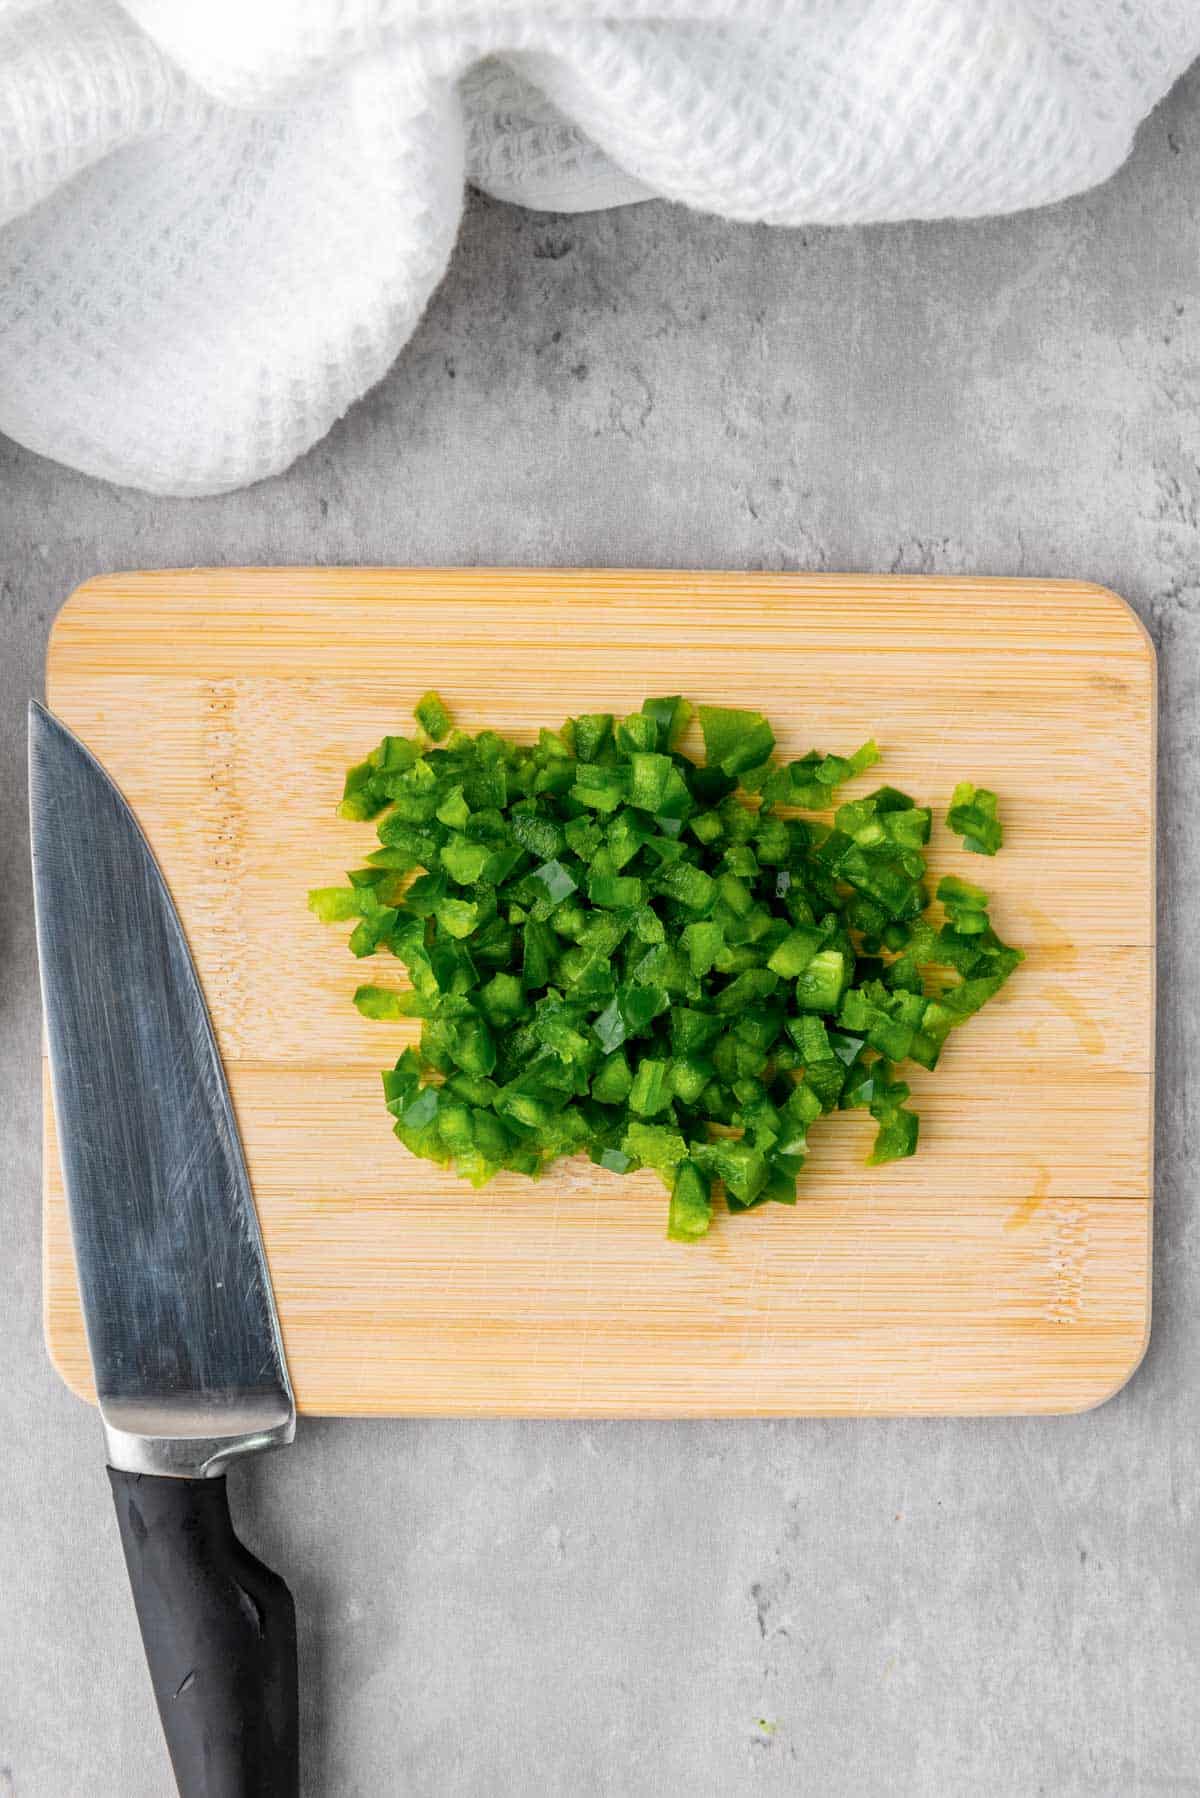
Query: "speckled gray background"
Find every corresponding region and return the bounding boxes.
[2,62,1198,1798]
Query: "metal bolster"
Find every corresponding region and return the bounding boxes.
[101,1397,296,1479]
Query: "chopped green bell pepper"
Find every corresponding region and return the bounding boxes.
[315,689,1022,1237]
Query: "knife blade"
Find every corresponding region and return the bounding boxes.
[30,700,299,1798]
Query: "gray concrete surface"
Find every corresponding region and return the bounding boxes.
[2,60,1199,1798]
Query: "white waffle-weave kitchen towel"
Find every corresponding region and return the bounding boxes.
[0,2,1194,495]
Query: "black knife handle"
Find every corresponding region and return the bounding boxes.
[108,1468,299,1798]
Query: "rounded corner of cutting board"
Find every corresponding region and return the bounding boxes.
[42,1300,98,1410]
[45,572,134,697]
[1070,580,1157,673]
[1054,1318,1153,1418]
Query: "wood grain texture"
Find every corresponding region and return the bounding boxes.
[42,569,1156,1416]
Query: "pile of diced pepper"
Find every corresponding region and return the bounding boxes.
[309,693,1020,1240]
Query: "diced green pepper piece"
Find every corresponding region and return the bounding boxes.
[655,863,717,913]
[616,712,659,755]
[868,1106,920,1164]
[947,782,1003,855]
[653,764,694,822]
[715,967,780,1012]
[641,696,693,752]
[634,905,666,944]
[509,809,563,860]
[570,764,630,813]
[668,1160,713,1241]
[308,886,360,922]
[794,949,848,1013]
[337,757,385,822]
[607,810,650,869]
[353,984,428,1020]
[753,816,790,864]
[435,785,471,830]
[689,810,724,848]
[628,1058,672,1117]
[592,1050,634,1104]
[563,815,603,859]
[767,923,827,978]
[669,1007,724,1057]
[440,836,491,886]
[587,872,645,910]
[522,918,556,990]
[573,713,614,762]
[692,1138,768,1207]
[434,896,479,939]
[627,752,674,813]
[591,997,626,1054]
[681,919,724,977]
[447,1016,496,1077]
[667,1056,713,1104]
[477,971,525,1025]
[698,705,776,778]
[595,1146,635,1175]
[414,691,452,741]
[622,1121,689,1183]
[937,872,989,923]
[531,859,579,905]
[374,734,418,772]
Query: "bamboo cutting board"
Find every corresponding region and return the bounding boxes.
[43,569,1155,1417]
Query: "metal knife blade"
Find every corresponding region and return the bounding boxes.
[30,701,294,1478]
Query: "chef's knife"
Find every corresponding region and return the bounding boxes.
[29,701,299,1798]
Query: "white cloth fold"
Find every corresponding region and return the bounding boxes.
[0,1,1192,495]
